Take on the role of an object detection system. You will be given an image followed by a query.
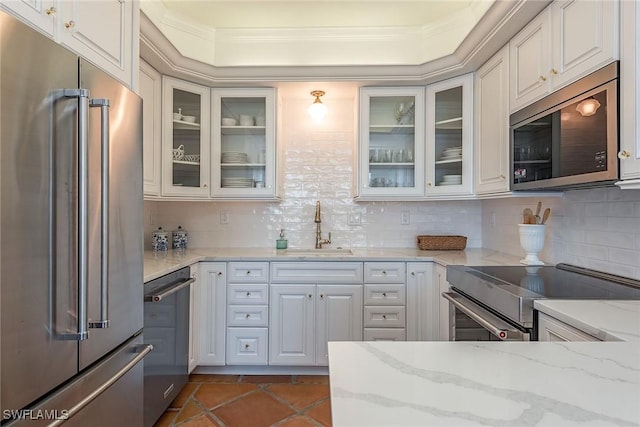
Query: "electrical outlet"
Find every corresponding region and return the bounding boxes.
[220,211,229,224]
[401,211,410,225]
[490,212,496,229]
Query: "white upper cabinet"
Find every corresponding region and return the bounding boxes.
[425,74,473,196]
[618,0,640,187]
[474,46,510,195]
[510,0,618,112]
[211,88,277,199]
[358,87,425,199]
[140,60,161,196]
[2,0,138,88]
[161,77,211,198]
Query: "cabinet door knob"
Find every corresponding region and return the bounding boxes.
[308,294,313,299]
[382,270,387,276]
[618,150,631,159]
[202,184,208,188]
[46,7,56,15]
[382,314,387,320]
[550,68,558,75]
[500,174,506,180]
[64,20,75,29]
[217,272,223,276]
[427,182,432,187]
[539,75,547,82]
[320,294,324,299]
[411,272,415,277]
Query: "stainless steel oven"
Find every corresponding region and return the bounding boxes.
[445,264,640,342]
[143,266,194,427]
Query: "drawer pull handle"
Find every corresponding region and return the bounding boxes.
[244,344,250,349]
[382,271,387,276]
[246,271,251,275]
[382,314,387,320]
[382,292,387,297]
[245,314,250,319]
[246,292,251,296]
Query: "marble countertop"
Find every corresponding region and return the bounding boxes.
[535,300,640,342]
[328,341,640,426]
[143,247,523,282]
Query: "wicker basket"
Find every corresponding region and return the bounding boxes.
[417,235,467,251]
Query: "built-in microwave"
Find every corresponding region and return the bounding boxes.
[510,62,619,191]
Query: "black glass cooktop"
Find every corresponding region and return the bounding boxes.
[459,264,640,299]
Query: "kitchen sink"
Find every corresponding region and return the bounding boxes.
[283,248,354,256]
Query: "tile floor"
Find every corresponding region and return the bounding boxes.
[153,374,332,427]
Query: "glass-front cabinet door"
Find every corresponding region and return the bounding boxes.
[358,87,425,198]
[161,77,211,197]
[425,74,473,195]
[211,88,276,199]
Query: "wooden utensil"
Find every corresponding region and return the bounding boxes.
[541,208,551,224]
[535,201,542,224]
[523,208,534,224]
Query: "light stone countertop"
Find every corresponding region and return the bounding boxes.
[534,300,640,342]
[328,341,640,426]
[143,247,523,282]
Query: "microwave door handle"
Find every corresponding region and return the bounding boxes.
[89,98,111,329]
[442,292,529,341]
[145,277,196,303]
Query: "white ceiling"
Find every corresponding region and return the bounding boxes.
[160,1,479,29]
[141,0,495,68]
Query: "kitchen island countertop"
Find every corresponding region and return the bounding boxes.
[143,247,523,282]
[328,341,640,426]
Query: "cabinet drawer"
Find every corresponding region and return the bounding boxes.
[227,284,269,305]
[538,312,600,342]
[226,328,268,365]
[364,328,406,341]
[227,262,269,283]
[270,262,363,283]
[227,305,269,327]
[364,306,406,328]
[364,262,406,283]
[364,284,405,306]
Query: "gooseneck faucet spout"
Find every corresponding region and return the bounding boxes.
[314,201,331,249]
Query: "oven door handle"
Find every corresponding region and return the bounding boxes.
[145,277,195,303]
[442,292,529,341]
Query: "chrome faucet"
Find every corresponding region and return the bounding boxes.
[314,201,331,249]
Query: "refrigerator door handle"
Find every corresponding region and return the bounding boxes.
[46,343,153,427]
[56,88,91,341]
[89,98,111,329]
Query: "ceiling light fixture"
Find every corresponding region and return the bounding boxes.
[576,97,601,117]
[308,90,327,120]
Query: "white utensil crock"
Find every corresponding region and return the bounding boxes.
[518,224,545,265]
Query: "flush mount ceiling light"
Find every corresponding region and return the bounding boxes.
[308,90,327,120]
[576,97,601,117]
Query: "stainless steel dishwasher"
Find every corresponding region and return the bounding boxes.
[144,266,194,427]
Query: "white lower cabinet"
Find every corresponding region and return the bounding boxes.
[226,263,269,366]
[537,312,600,342]
[406,262,435,341]
[269,284,362,366]
[197,262,227,365]
[363,262,407,341]
[188,264,200,373]
[435,264,451,341]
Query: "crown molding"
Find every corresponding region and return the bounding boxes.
[140,0,551,86]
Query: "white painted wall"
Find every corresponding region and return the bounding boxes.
[144,82,482,250]
[481,187,640,280]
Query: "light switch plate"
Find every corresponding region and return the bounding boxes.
[401,211,410,225]
[220,211,229,224]
[348,212,361,226]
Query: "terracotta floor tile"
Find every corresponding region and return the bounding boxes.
[267,384,330,410]
[189,374,240,383]
[178,414,221,427]
[213,390,295,427]
[152,410,177,427]
[194,383,257,409]
[170,382,199,409]
[305,400,332,427]
[275,415,319,427]
[295,375,330,385]
[240,375,292,384]
[175,400,204,424]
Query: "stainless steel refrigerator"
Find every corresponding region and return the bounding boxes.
[1,11,150,426]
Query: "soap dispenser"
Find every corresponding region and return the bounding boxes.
[276,228,288,250]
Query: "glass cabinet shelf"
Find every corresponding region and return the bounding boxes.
[435,117,463,130]
[221,126,266,136]
[173,120,201,130]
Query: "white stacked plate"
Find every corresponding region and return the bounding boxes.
[222,177,254,188]
[439,174,462,186]
[221,152,249,164]
[440,146,462,160]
